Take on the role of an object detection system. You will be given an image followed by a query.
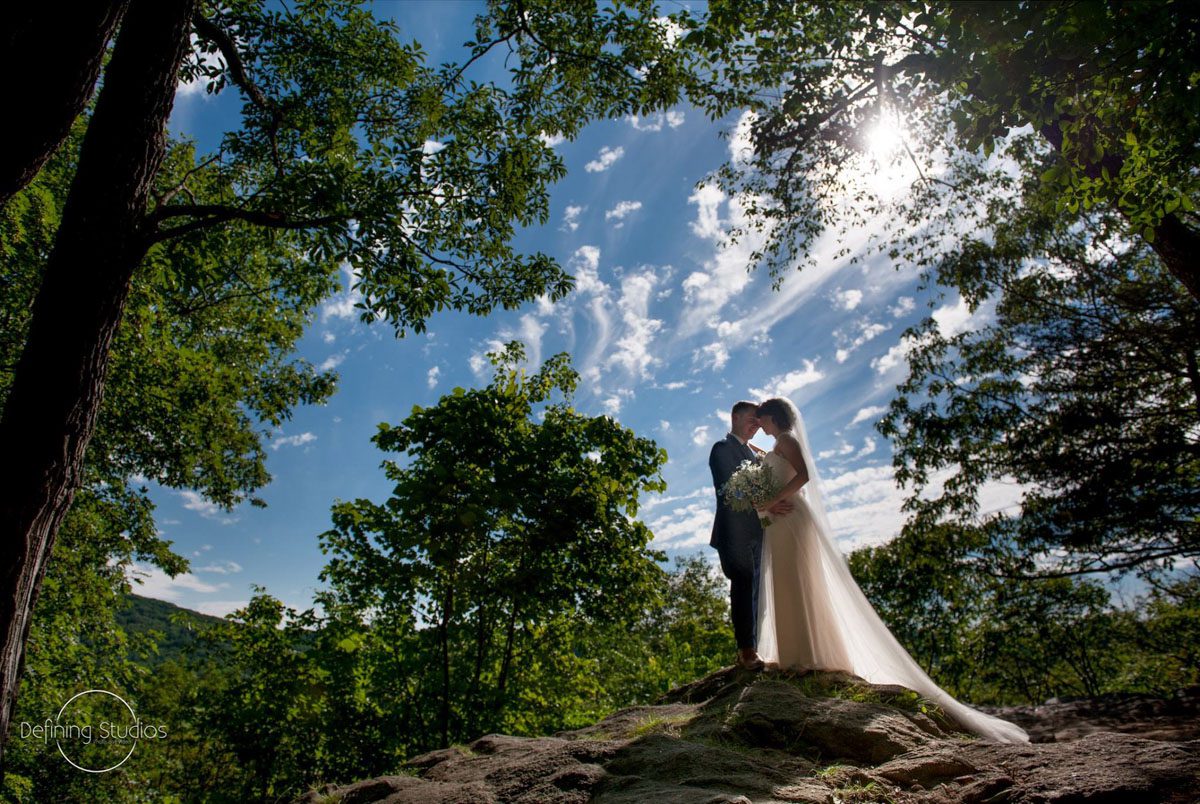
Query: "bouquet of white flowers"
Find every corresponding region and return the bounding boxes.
[720,459,783,527]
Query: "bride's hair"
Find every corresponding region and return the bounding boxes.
[756,398,797,431]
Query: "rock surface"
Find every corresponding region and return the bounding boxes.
[293,667,1200,804]
[979,686,1200,743]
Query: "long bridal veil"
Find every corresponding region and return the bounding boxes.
[759,399,1029,744]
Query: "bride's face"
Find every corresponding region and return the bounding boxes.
[759,416,779,437]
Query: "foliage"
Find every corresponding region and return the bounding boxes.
[876,135,1199,581]
[159,0,699,333]
[2,1,697,793]
[317,345,668,749]
[850,533,1200,705]
[676,0,1200,292]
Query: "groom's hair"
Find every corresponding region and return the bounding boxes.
[731,400,758,418]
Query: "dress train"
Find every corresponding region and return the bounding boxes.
[755,451,1028,743]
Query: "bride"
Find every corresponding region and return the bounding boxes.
[751,397,1029,744]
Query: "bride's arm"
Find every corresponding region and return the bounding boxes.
[763,433,809,508]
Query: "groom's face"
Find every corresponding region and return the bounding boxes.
[733,410,759,440]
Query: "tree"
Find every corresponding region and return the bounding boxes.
[678,1,1200,300]
[1,113,338,796]
[0,0,695,762]
[318,344,668,748]
[849,526,1200,705]
[877,133,1199,582]
[0,3,128,206]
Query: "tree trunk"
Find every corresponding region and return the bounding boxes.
[1039,122,1200,306]
[0,0,197,771]
[438,586,453,748]
[0,2,131,208]
[1150,212,1200,308]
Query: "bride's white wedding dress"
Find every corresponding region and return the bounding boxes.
[755,441,1029,744]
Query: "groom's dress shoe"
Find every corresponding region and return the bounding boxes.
[738,651,765,671]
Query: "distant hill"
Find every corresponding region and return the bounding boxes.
[114,592,317,665]
[114,593,230,664]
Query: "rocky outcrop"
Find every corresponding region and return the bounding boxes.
[293,667,1200,804]
[979,686,1200,743]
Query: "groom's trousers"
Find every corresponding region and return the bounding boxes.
[717,534,762,650]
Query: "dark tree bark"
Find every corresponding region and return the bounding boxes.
[0,2,130,208]
[1149,212,1200,306]
[0,0,198,771]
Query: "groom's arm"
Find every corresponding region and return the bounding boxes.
[709,441,740,494]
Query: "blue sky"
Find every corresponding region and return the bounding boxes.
[129,1,1024,617]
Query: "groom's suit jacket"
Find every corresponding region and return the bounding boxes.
[709,433,764,552]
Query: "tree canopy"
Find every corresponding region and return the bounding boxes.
[677,0,1200,298]
[318,344,668,748]
[0,0,699,763]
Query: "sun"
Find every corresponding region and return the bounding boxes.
[865,116,904,160]
[858,110,914,199]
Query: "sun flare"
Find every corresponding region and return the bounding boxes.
[865,117,904,160]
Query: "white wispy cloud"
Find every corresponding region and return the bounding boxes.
[643,487,711,510]
[562,204,585,231]
[605,200,643,226]
[687,183,725,240]
[177,34,223,98]
[818,441,857,460]
[539,131,565,147]
[427,366,440,389]
[602,390,633,416]
[678,186,767,338]
[320,263,362,322]
[271,432,317,451]
[319,352,346,371]
[873,296,984,379]
[123,561,228,602]
[693,341,730,371]
[193,600,253,618]
[177,491,237,524]
[607,269,663,379]
[569,245,607,296]
[468,351,492,378]
[835,288,863,310]
[872,294,985,376]
[890,296,915,317]
[749,360,825,400]
[729,109,757,166]
[817,464,1030,552]
[849,405,887,427]
[585,145,625,173]
[692,425,711,446]
[835,321,890,363]
[649,501,713,548]
[626,110,685,131]
[195,561,243,575]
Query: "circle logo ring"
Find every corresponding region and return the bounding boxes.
[55,689,138,773]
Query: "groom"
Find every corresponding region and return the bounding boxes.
[709,401,790,670]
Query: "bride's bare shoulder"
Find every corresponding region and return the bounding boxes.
[774,431,803,459]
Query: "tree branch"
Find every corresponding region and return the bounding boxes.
[152,153,221,209]
[191,12,285,175]
[191,13,268,109]
[148,204,349,242]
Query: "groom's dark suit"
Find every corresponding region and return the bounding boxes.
[710,433,764,651]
